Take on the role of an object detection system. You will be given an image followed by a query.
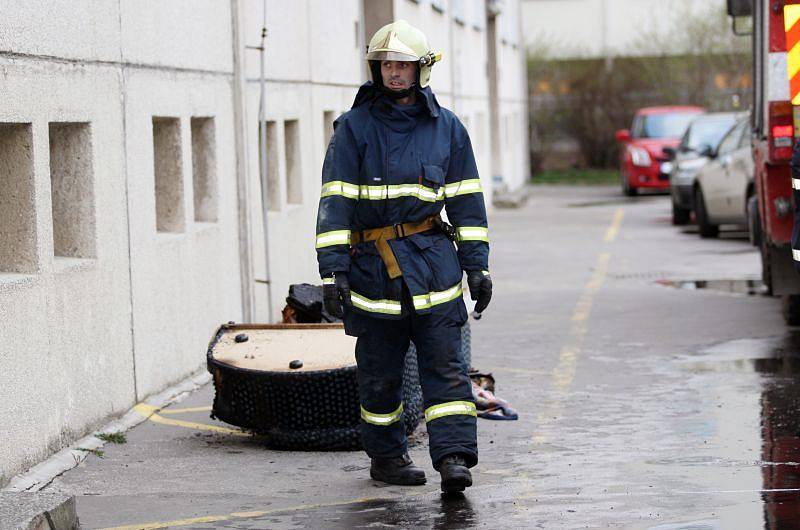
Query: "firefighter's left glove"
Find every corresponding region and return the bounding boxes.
[467,270,492,314]
[324,273,352,319]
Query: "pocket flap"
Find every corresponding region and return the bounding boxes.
[422,164,445,186]
[407,233,434,250]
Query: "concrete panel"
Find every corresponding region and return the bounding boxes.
[0,59,134,484]
[123,70,242,398]
[241,0,311,82]
[120,0,233,72]
[308,0,364,85]
[0,0,121,62]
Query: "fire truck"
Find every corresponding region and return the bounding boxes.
[729,0,800,324]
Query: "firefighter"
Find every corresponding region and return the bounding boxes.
[315,20,492,493]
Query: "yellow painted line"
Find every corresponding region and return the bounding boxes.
[603,208,624,243]
[101,495,409,530]
[159,406,212,415]
[531,208,614,445]
[133,404,248,437]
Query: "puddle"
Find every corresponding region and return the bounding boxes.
[656,279,767,296]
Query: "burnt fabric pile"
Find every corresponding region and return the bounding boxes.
[469,370,518,421]
[282,283,340,323]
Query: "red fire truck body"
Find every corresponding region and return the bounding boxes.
[736,0,800,323]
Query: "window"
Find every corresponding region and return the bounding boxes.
[323,111,336,147]
[152,117,185,233]
[49,122,96,258]
[453,0,466,24]
[0,123,36,273]
[190,117,217,223]
[284,119,302,205]
[258,120,280,211]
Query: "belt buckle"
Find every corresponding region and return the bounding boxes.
[393,223,406,239]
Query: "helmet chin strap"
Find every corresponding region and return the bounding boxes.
[378,82,417,100]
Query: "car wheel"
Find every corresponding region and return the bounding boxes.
[783,295,800,326]
[671,200,691,226]
[694,186,719,238]
[622,173,637,197]
[747,195,761,248]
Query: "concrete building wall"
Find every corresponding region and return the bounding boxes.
[0,0,529,482]
[0,1,242,483]
[522,0,727,59]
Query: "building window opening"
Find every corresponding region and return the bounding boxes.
[0,123,36,273]
[49,122,96,258]
[152,117,185,233]
[284,119,302,205]
[190,117,217,223]
[258,120,280,212]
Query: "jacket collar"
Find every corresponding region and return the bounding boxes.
[352,82,440,118]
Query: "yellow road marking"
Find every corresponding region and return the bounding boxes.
[133,404,248,437]
[159,406,213,415]
[532,211,615,444]
[604,208,624,243]
[101,495,410,530]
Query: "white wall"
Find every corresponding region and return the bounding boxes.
[522,0,727,59]
[0,0,530,482]
[0,0,242,484]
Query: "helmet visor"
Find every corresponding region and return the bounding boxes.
[366,50,419,62]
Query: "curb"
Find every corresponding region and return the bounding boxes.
[0,492,79,530]
[3,371,211,493]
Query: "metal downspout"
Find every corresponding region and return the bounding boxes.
[246,0,273,322]
[230,0,254,322]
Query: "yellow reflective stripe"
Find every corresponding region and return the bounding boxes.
[322,277,335,285]
[424,401,477,423]
[359,184,444,203]
[456,226,489,243]
[350,291,403,315]
[360,404,403,425]
[444,178,483,198]
[315,230,351,248]
[412,282,463,311]
[321,180,359,199]
[481,270,490,277]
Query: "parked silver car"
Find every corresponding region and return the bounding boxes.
[669,112,744,225]
[693,117,754,238]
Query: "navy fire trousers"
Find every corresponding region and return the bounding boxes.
[352,299,478,469]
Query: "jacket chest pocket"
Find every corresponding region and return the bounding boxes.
[422,164,444,192]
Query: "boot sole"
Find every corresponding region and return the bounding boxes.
[370,470,427,486]
[440,473,472,493]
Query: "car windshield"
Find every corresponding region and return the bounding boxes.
[633,112,701,139]
[681,115,739,152]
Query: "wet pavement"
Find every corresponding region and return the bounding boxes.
[42,186,800,528]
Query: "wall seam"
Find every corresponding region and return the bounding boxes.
[117,0,139,402]
[0,50,233,77]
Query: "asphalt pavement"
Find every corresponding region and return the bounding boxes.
[43,185,800,529]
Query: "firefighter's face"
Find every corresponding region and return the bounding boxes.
[381,60,416,90]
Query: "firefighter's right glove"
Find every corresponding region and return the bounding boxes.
[467,270,492,314]
[324,273,352,319]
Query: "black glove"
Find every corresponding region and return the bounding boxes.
[466,270,492,314]
[323,273,352,319]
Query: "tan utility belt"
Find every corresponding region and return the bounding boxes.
[351,216,439,279]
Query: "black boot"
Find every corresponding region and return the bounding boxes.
[438,454,472,493]
[370,453,426,486]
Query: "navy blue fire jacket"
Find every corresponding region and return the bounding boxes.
[315,82,489,320]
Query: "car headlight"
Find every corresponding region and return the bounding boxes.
[660,162,674,174]
[629,146,652,167]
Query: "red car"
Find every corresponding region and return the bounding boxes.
[615,106,705,196]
